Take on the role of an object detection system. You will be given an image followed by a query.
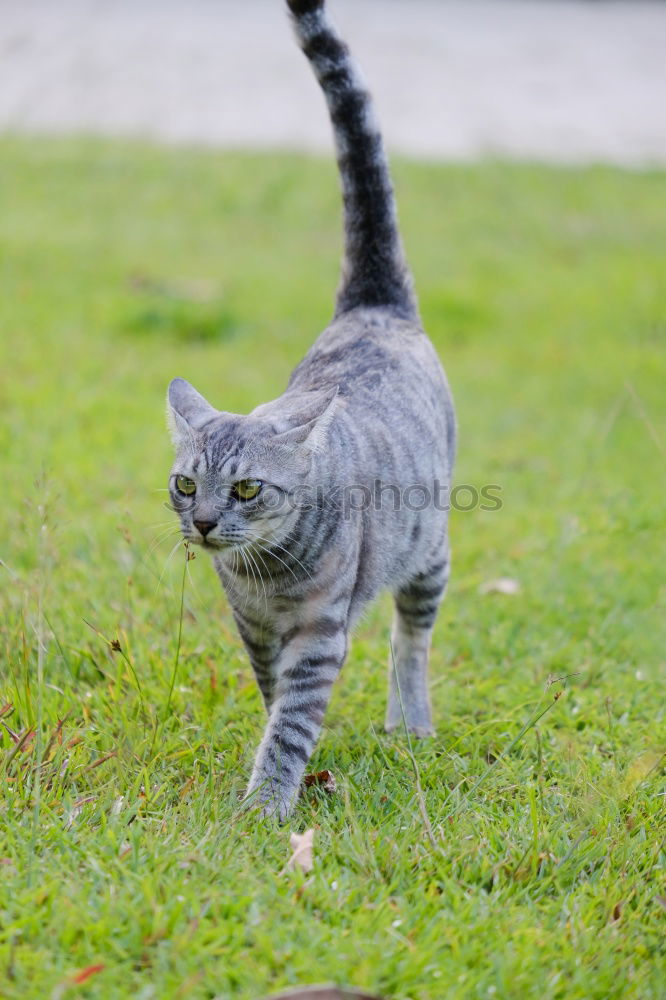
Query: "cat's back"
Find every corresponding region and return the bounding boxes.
[288,306,449,415]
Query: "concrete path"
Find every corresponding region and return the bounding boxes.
[2,0,665,164]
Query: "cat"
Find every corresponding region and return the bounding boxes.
[166,0,456,820]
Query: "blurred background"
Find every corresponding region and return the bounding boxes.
[2,0,666,164]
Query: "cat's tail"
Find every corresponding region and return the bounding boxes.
[286,0,418,321]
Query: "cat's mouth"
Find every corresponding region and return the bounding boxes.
[197,537,240,553]
[196,538,224,550]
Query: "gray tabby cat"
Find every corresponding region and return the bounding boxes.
[166,0,456,819]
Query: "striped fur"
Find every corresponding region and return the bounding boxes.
[288,0,416,319]
[165,0,456,820]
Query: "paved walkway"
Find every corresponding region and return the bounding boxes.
[2,0,665,164]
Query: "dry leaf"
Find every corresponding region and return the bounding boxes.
[72,964,105,985]
[304,770,337,794]
[287,829,315,873]
[655,895,666,910]
[86,751,116,771]
[479,577,521,595]
[66,796,96,830]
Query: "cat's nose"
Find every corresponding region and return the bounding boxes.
[193,519,217,538]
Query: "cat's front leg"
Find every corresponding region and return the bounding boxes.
[245,621,348,820]
[233,608,282,712]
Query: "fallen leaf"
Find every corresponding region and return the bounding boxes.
[179,776,195,799]
[72,964,105,985]
[43,714,70,760]
[479,577,521,595]
[66,796,96,830]
[611,901,623,922]
[304,770,337,794]
[287,829,315,873]
[86,751,116,771]
[72,795,96,810]
[3,726,35,752]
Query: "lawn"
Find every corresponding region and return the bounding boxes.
[0,135,664,1000]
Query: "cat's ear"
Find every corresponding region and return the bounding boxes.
[275,387,340,453]
[167,378,218,445]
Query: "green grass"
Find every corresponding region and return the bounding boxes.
[0,135,665,1000]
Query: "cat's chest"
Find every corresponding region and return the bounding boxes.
[216,559,302,622]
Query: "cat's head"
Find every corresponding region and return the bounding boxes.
[166,378,337,553]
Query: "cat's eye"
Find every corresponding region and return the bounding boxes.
[232,479,262,501]
[175,475,196,496]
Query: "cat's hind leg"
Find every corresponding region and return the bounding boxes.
[385,550,450,737]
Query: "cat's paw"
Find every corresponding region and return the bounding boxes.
[384,716,434,739]
[408,724,435,739]
[243,781,296,824]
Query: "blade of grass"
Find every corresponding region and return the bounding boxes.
[164,542,191,723]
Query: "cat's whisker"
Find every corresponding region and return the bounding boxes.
[249,543,271,580]
[147,524,177,544]
[236,547,255,615]
[144,533,180,564]
[262,532,314,581]
[231,547,241,598]
[145,526,182,562]
[185,559,206,612]
[251,533,312,585]
[240,543,263,613]
[253,540,301,589]
[155,538,186,594]
[145,527,181,550]
[244,544,269,616]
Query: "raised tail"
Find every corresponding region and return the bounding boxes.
[286,0,418,321]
